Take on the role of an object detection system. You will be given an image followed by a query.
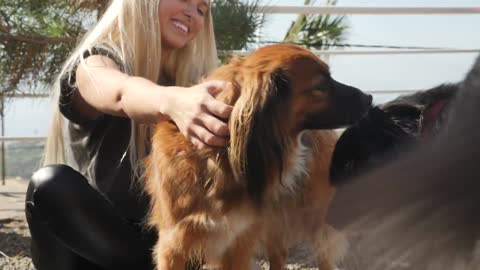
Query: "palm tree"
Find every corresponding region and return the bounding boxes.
[284,0,349,50]
[211,0,266,61]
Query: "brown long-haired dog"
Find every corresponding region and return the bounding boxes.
[143,44,372,270]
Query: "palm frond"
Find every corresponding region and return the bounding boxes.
[283,0,349,50]
[212,0,266,62]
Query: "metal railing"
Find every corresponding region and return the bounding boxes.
[229,48,480,56]
[251,5,480,56]
[256,6,480,15]
[0,137,46,142]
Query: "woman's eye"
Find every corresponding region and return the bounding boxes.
[197,8,205,16]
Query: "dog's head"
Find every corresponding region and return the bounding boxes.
[208,44,372,203]
[330,84,459,184]
[330,106,419,184]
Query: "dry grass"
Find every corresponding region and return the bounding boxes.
[0,218,34,270]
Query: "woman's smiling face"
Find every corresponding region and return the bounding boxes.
[159,0,209,50]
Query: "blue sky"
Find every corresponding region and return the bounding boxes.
[4,0,480,137]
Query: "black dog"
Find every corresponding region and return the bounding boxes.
[327,56,480,270]
[330,83,458,183]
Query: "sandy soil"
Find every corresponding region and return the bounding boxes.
[0,218,34,270]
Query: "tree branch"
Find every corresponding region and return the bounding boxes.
[0,22,8,34]
[0,13,10,33]
[0,29,76,45]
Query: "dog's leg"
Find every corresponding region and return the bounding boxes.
[153,221,208,270]
[317,257,335,270]
[314,225,347,270]
[153,233,188,270]
[260,219,288,270]
[266,244,288,270]
[262,226,288,270]
[219,226,259,270]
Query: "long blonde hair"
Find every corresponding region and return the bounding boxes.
[43,0,218,178]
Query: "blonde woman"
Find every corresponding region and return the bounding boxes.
[25,1,231,269]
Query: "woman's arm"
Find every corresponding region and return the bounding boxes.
[75,55,167,123]
[74,54,232,148]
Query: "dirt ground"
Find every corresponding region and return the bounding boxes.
[0,179,34,270]
[0,218,34,270]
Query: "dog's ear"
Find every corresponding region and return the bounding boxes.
[228,69,291,205]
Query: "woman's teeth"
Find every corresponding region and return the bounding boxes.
[173,21,188,33]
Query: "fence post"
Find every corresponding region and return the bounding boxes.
[1,94,5,185]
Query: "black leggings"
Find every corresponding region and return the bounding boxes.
[25,164,156,270]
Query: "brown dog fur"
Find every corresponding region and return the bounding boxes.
[143,44,362,270]
[259,131,348,270]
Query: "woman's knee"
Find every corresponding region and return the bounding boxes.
[32,163,83,186]
[26,164,89,217]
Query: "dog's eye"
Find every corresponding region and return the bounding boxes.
[312,85,327,93]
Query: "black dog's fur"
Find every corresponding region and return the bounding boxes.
[330,83,458,183]
[327,56,480,270]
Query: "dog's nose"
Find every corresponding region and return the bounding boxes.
[363,94,373,107]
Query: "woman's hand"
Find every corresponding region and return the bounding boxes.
[164,81,233,149]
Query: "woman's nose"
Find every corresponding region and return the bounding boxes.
[184,4,196,21]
